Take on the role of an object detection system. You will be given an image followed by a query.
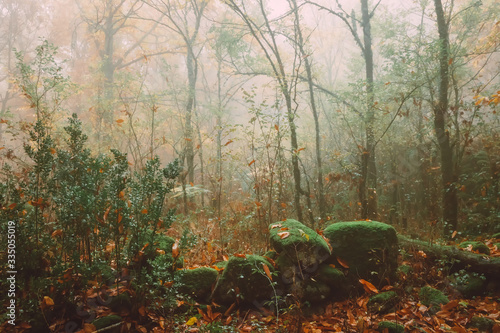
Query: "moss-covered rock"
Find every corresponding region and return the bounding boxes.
[263,250,278,260]
[108,292,132,313]
[459,241,490,255]
[213,255,276,305]
[176,267,218,301]
[315,264,348,298]
[301,279,331,303]
[419,286,449,310]
[92,315,122,332]
[492,232,500,240]
[269,219,331,269]
[453,274,487,297]
[469,316,495,332]
[377,321,404,333]
[213,261,228,269]
[323,221,398,285]
[368,291,399,314]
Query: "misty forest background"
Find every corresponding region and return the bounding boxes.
[0,0,499,330]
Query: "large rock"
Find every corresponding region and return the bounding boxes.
[269,219,331,274]
[175,267,218,301]
[323,221,398,286]
[213,255,276,305]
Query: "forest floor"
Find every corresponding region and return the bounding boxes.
[2,235,500,333]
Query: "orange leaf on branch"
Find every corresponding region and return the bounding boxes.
[262,263,272,281]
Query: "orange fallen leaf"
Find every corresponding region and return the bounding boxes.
[337,257,349,268]
[278,232,290,239]
[271,224,282,229]
[359,279,378,294]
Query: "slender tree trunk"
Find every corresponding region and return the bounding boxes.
[290,0,326,222]
[433,0,458,237]
[185,49,196,184]
[361,0,377,220]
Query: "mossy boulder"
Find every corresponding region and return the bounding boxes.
[315,264,349,298]
[213,255,276,305]
[263,250,278,260]
[469,316,495,332]
[459,241,490,255]
[214,261,228,269]
[492,233,500,240]
[419,286,449,311]
[299,279,331,303]
[176,267,218,301]
[453,274,487,297]
[269,219,331,269]
[377,321,404,333]
[92,315,122,332]
[108,292,132,313]
[323,221,398,285]
[368,291,399,314]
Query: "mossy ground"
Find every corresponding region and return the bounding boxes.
[418,286,449,308]
[368,291,399,314]
[459,241,491,255]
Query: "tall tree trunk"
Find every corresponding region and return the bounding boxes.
[361,0,377,220]
[433,0,458,237]
[290,0,326,222]
[185,48,196,184]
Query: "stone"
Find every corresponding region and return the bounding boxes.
[213,255,276,305]
[92,315,122,332]
[419,286,449,311]
[469,316,495,332]
[377,321,404,333]
[270,219,331,266]
[323,221,398,285]
[368,291,398,314]
[176,267,218,301]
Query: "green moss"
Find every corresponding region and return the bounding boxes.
[459,241,490,255]
[176,267,218,300]
[368,291,398,314]
[377,321,404,333]
[108,292,131,312]
[397,265,411,275]
[214,261,228,269]
[302,279,331,303]
[93,315,122,331]
[469,316,494,332]
[263,250,277,260]
[492,232,500,239]
[419,286,449,308]
[323,221,398,285]
[213,255,276,305]
[315,264,348,297]
[454,275,486,297]
[269,219,331,267]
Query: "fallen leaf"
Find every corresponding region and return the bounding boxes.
[337,257,350,268]
[359,279,379,294]
[278,232,290,239]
